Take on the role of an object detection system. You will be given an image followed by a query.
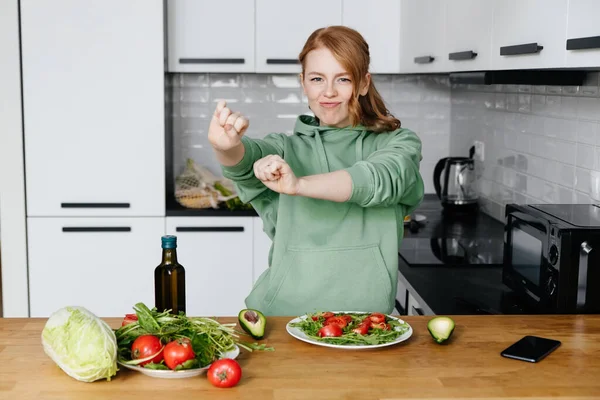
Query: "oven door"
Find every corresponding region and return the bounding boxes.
[503,210,552,306]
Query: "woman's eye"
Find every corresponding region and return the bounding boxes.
[339,78,351,82]
[310,77,323,82]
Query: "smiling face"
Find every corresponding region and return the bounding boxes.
[301,47,370,128]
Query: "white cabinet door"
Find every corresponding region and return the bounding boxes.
[399,0,448,73]
[491,0,568,70]
[444,0,494,72]
[167,0,255,72]
[565,0,600,68]
[166,217,253,317]
[28,217,165,317]
[252,217,271,284]
[342,0,401,73]
[256,0,342,73]
[21,0,165,217]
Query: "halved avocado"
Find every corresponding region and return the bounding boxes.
[238,309,266,340]
[427,316,455,344]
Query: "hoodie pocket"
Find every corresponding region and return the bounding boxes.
[263,244,393,313]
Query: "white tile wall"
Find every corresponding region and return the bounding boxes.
[167,73,451,194]
[451,72,600,221]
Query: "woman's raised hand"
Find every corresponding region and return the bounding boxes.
[208,100,249,151]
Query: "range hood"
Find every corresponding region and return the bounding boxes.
[449,70,588,86]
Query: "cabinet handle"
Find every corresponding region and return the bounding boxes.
[266,59,300,65]
[61,203,130,209]
[449,50,478,61]
[394,299,406,315]
[412,306,424,316]
[414,56,434,64]
[566,35,600,51]
[176,227,244,232]
[500,43,543,56]
[62,227,131,232]
[179,58,245,64]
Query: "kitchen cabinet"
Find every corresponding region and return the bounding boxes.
[491,0,568,70]
[253,218,271,284]
[20,0,165,217]
[444,0,493,72]
[342,0,401,73]
[27,217,165,318]
[166,0,255,73]
[564,0,600,68]
[255,0,342,73]
[165,217,253,316]
[399,0,448,73]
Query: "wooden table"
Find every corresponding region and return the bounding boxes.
[1,315,599,399]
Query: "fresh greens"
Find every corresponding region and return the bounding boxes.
[42,306,118,382]
[115,303,268,370]
[290,312,410,346]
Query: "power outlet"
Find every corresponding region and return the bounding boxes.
[474,140,485,162]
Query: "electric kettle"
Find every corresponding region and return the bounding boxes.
[433,154,478,212]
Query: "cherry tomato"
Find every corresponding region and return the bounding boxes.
[324,316,348,329]
[207,358,242,388]
[131,335,163,366]
[369,312,386,324]
[352,323,370,335]
[340,315,353,324]
[121,313,138,327]
[163,338,195,370]
[318,324,343,337]
[321,312,334,319]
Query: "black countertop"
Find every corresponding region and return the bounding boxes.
[397,195,535,315]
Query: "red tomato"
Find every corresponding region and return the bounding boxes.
[321,312,334,319]
[318,324,343,337]
[324,316,348,329]
[121,313,138,327]
[340,315,353,324]
[163,338,195,370]
[131,335,163,366]
[371,322,391,330]
[207,358,242,388]
[352,323,370,335]
[369,313,386,324]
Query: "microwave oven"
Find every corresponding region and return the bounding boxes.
[503,203,600,314]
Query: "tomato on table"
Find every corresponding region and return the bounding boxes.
[131,335,163,366]
[368,312,386,324]
[324,316,348,329]
[318,324,343,337]
[207,359,242,388]
[352,323,370,335]
[121,313,138,326]
[163,338,195,370]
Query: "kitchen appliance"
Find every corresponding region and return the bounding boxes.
[433,152,478,213]
[503,203,600,314]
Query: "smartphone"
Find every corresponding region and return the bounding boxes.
[500,335,561,363]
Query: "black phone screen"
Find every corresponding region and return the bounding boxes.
[501,335,561,363]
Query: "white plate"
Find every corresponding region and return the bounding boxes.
[286,312,413,350]
[117,345,240,379]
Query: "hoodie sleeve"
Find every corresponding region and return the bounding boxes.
[221,134,285,203]
[344,128,424,210]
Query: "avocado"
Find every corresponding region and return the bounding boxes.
[427,316,455,344]
[238,309,266,340]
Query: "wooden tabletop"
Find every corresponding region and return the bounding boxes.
[1,315,599,399]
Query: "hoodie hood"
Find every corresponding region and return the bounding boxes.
[293,115,368,173]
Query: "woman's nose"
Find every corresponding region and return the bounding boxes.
[324,82,336,97]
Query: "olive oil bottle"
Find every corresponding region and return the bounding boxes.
[154,235,186,315]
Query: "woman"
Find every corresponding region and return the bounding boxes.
[209,26,424,316]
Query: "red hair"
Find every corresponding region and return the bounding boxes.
[298,26,401,133]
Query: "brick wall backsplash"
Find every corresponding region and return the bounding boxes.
[166,73,451,194]
[451,72,600,222]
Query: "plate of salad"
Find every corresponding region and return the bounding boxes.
[286,311,413,349]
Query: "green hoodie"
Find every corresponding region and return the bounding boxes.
[222,115,424,316]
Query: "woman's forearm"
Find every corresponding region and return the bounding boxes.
[213,142,245,167]
[296,170,353,202]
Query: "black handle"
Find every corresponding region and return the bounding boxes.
[266,59,300,65]
[62,227,131,232]
[414,56,434,64]
[449,50,478,61]
[394,299,406,316]
[412,306,424,316]
[176,227,244,232]
[433,157,448,200]
[500,42,543,56]
[566,35,600,51]
[61,203,130,209]
[179,58,245,64]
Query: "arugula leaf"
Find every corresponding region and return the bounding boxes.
[133,302,160,333]
[144,362,169,370]
[175,359,199,370]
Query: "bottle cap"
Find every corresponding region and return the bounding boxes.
[161,235,177,249]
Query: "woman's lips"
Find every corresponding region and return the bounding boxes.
[319,102,341,108]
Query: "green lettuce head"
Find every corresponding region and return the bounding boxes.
[42,306,117,382]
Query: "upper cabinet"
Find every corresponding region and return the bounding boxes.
[564,0,600,68]
[399,0,448,73]
[255,0,342,73]
[491,0,568,70]
[20,0,165,217]
[444,0,494,72]
[166,0,255,73]
[342,0,401,73]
